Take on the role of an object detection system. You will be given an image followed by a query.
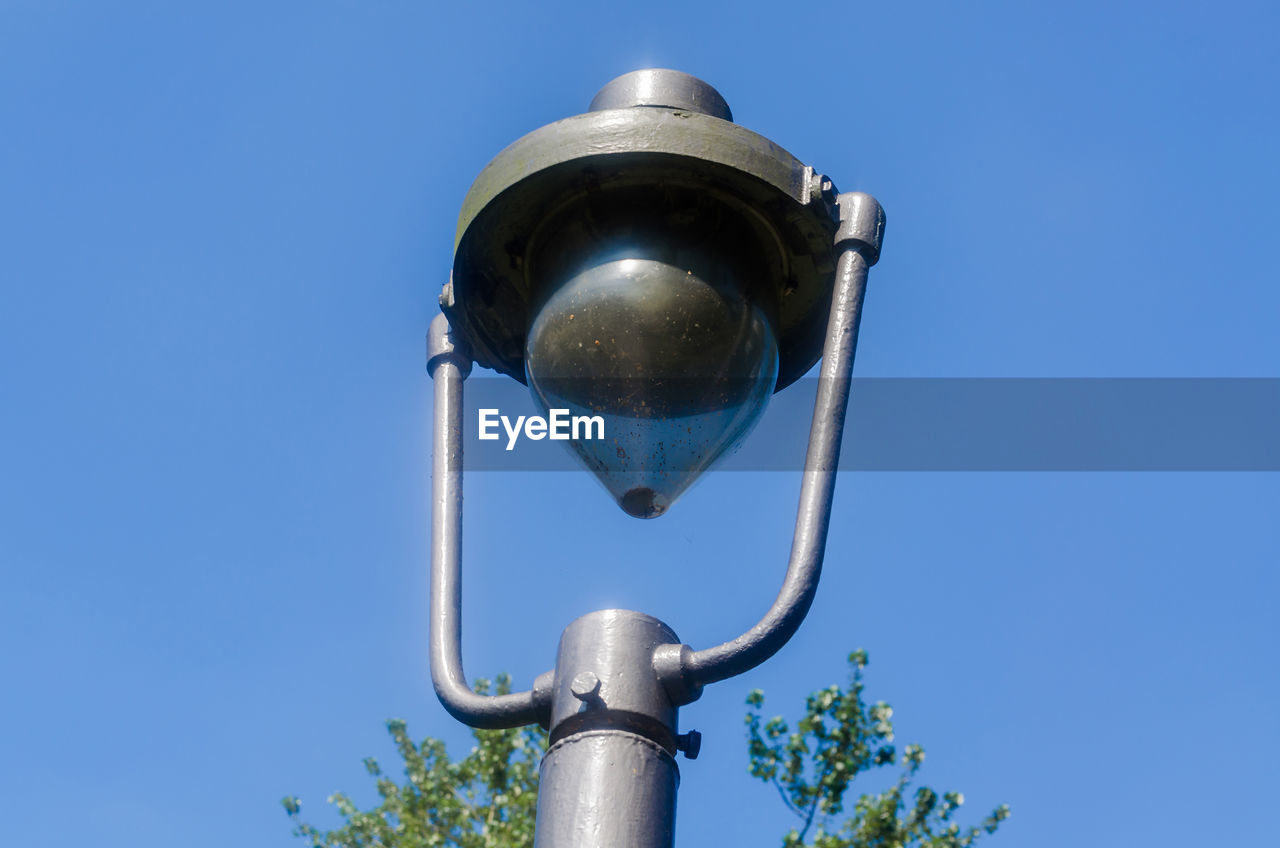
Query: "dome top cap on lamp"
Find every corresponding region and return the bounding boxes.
[588,69,733,121]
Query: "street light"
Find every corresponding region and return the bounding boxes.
[427,69,884,848]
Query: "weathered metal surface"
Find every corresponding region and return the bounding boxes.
[534,729,679,848]
[452,108,819,254]
[835,191,886,263]
[427,314,552,728]
[588,68,733,120]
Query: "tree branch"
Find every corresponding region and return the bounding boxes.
[771,776,807,820]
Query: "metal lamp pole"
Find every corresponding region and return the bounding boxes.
[426,70,885,848]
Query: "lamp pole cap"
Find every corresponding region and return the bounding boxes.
[427,313,472,378]
[834,192,886,265]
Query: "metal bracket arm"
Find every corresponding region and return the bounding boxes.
[427,314,553,728]
[676,192,886,689]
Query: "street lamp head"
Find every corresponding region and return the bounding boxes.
[444,70,844,517]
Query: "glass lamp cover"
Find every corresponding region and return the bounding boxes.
[525,256,778,518]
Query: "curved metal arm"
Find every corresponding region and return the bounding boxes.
[682,193,885,688]
[427,314,552,728]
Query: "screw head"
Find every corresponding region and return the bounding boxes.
[569,671,601,700]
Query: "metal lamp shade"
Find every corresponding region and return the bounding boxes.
[444,69,844,516]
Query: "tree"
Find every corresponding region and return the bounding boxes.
[283,654,1008,847]
[282,677,543,848]
[745,650,1009,847]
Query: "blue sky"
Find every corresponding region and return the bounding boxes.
[1,2,1276,846]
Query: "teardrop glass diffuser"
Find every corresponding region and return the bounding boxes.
[525,255,778,518]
